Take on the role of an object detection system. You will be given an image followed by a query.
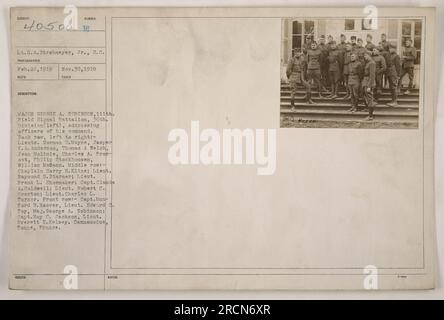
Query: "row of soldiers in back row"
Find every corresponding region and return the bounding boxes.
[286,33,417,120]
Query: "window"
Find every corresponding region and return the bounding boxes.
[344,19,355,31]
[292,21,302,51]
[413,20,422,64]
[304,21,315,37]
[401,20,422,64]
[291,20,315,52]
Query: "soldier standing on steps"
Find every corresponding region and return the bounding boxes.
[306,41,324,98]
[337,34,348,90]
[362,52,377,121]
[371,47,387,100]
[380,43,392,90]
[355,38,367,99]
[302,34,314,80]
[318,35,329,91]
[398,38,417,95]
[286,48,313,110]
[342,43,353,100]
[326,41,342,99]
[347,52,363,113]
[386,42,401,107]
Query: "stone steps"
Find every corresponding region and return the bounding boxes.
[280,83,419,128]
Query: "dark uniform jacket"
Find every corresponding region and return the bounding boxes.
[318,43,329,69]
[362,59,376,87]
[388,52,401,77]
[327,49,342,72]
[402,46,417,68]
[379,40,388,50]
[343,50,353,75]
[372,54,387,74]
[307,48,322,70]
[348,60,363,85]
[337,41,348,53]
[286,55,306,80]
[365,42,376,51]
[355,45,367,64]
[381,49,391,67]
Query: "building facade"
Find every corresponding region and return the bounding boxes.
[281,18,422,87]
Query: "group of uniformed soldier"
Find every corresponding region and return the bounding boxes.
[286,33,417,121]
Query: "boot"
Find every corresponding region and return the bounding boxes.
[330,84,338,99]
[404,89,411,95]
[307,92,315,104]
[386,88,398,107]
[342,86,351,100]
[386,101,398,107]
[325,84,334,98]
[365,102,376,121]
[348,101,357,112]
[365,103,376,121]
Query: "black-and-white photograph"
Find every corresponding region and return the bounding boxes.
[280,18,423,128]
